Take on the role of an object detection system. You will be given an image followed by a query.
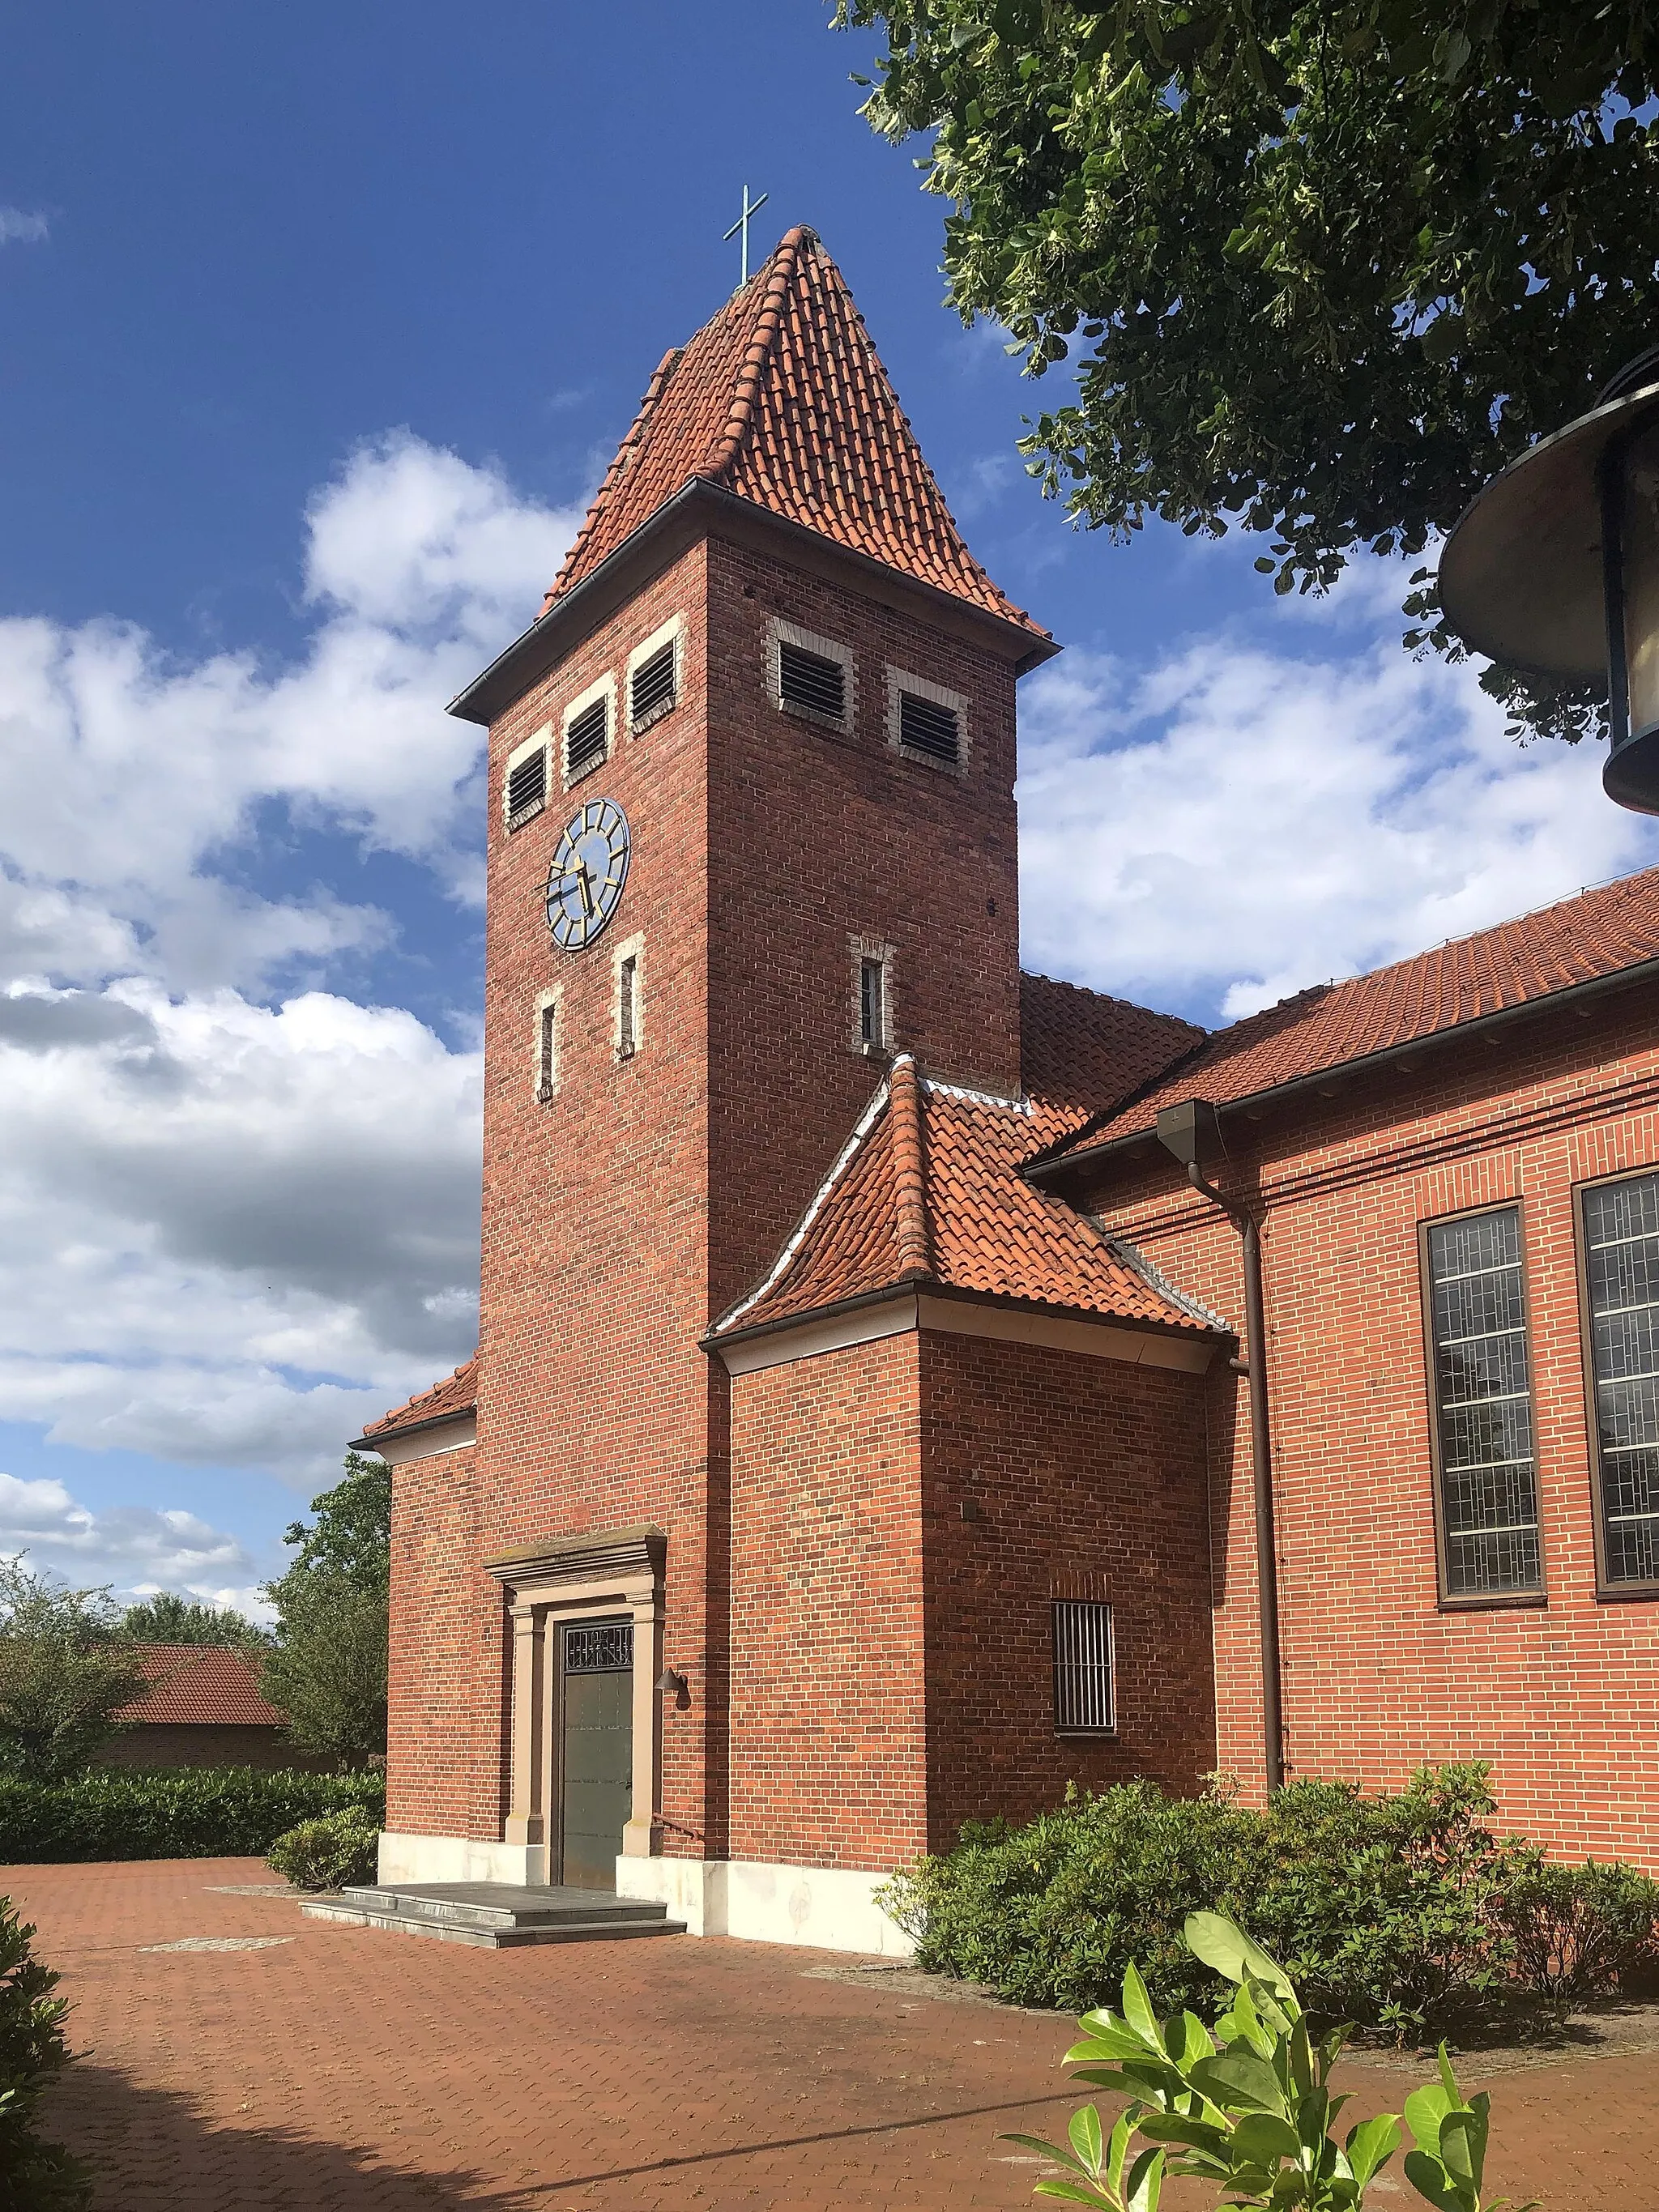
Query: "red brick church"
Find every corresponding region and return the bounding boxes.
[357,226,1659,1950]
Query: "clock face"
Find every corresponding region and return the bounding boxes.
[545,796,630,952]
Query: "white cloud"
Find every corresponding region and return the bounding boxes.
[1018,633,1659,1022]
[0,435,582,1483]
[0,1473,271,1617]
[0,210,48,247]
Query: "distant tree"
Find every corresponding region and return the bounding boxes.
[260,1453,390,1770]
[837,0,1659,743]
[119,1592,271,1648]
[0,1558,151,1779]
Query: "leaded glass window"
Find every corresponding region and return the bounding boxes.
[1426,1208,1542,1598]
[1582,1171,1659,1586]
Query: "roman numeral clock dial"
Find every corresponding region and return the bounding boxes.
[544,797,630,952]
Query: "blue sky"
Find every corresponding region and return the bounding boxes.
[2,1,1657,1616]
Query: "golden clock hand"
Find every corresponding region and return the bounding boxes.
[575,860,596,917]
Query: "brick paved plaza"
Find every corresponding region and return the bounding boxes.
[19,1858,1656,2209]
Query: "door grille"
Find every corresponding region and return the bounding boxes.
[564,1622,633,1673]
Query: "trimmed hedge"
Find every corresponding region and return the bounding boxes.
[880,1764,1659,2039]
[0,1767,385,1865]
[267,1808,381,1891]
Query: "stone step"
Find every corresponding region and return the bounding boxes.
[299,1895,684,1948]
[339,1882,670,1932]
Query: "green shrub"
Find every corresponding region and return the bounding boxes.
[0,1767,384,1865]
[0,1895,92,2210]
[882,1763,1658,2038]
[267,1809,379,1891]
[1500,1856,1659,2001]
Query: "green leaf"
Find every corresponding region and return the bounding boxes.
[1107,2112,1138,2198]
[1188,2049,1287,2114]
[1436,2045,1462,2103]
[1034,2185,1115,2206]
[1183,1912,1293,1997]
[1069,2103,1105,2178]
[1345,2112,1401,2187]
[1439,2111,1480,2187]
[1403,2148,1468,2212]
[1404,2082,1452,2153]
[1231,2111,1303,2164]
[1125,2144,1165,2212]
[1120,1958,1161,2044]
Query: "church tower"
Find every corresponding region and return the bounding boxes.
[376,228,1201,1916]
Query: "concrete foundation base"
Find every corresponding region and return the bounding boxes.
[614,1856,915,1955]
[377,1831,548,1887]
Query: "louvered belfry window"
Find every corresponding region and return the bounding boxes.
[1052,1601,1114,1733]
[899,689,960,765]
[1582,1170,1659,1585]
[630,641,676,729]
[778,640,846,721]
[1426,1208,1542,1597]
[565,696,608,778]
[506,746,547,827]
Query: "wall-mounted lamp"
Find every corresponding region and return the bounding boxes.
[656,1667,690,1707]
[1440,347,1659,813]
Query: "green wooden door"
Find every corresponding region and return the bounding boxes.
[560,1620,633,1890]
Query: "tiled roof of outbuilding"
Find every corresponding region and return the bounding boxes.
[117,1645,283,1728]
[710,1057,1216,1343]
[360,1357,479,1445]
[1041,866,1659,1163]
[545,226,1047,640]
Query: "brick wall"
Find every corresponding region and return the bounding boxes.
[919,1329,1217,1848]
[386,1441,504,1841]
[728,1331,928,1870]
[1073,985,1659,1866]
[96,1725,327,1772]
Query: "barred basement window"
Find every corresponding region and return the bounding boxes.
[859,957,886,1050]
[1052,1600,1114,1733]
[565,694,609,780]
[1580,1170,1659,1588]
[505,744,548,828]
[898,690,960,765]
[778,640,846,721]
[629,639,676,730]
[1424,1206,1543,1600]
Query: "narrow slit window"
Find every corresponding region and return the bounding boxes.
[535,999,557,1103]
[899,690,960,765]
[859,957,886,1049]
[506,745,548,826]
[617,955,638,1060]
[1052,1600,1114,1733]
[1581,1170,1659,1585]
[1426,1207,1542,1598]
[565,696,608,779]
[778,640,846,721]
[630,641,676,729]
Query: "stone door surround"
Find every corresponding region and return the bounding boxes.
[485,1527,666,1875]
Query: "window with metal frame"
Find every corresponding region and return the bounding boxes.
[1580,1170,1659,1586]
[859,957,886,1049]
[629,640,676,730]
[778,640,846,721]
[565,696,608,779]
[898,690,960,765]
[506,745,547,827]
[1425,1207,1542,1598]
[1052,1600,1114,1733]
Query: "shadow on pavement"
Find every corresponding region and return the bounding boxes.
[46,2062,534,2210]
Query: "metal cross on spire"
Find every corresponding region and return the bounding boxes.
[723,184,770,287]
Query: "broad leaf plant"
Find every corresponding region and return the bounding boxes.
[1007,1912,1538,2211]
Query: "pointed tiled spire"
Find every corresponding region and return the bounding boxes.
[544,227,1047,640]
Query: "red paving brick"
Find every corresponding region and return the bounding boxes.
[14,1859,1640,2210]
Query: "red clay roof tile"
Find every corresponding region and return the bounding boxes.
[1046,866,1659,1161]
[117,1645,283,1728]
[360,1356,479,1445]
[545,227,1047,639]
